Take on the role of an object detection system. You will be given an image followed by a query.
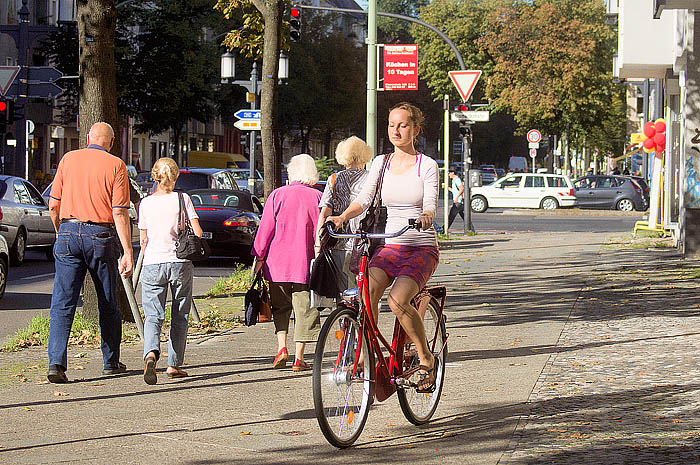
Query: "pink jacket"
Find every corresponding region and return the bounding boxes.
[252,182,322,284]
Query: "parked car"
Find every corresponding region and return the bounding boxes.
[135,171,155,193]
[508,156,528,172]
[173,168,237,192]
[496,168,506,178]
[227,168,264,197]
[0,175,57,264]
[628,176,651,205]
[479,164,498,184]
[470,173,576,213]
[0,234,8,298]
[188,189,262,264]
[573,175,647,211]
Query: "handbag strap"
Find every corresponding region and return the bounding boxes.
[177,192,192,232]
[370,154,391,209]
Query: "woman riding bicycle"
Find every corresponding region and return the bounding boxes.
[327,102,439,393]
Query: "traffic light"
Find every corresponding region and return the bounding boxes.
[455,103,469,112]
[0,99,7,132]
[289,6,301,42]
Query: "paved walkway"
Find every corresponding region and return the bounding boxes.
[0,231,697,464]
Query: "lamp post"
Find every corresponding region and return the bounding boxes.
[221,52,289,192]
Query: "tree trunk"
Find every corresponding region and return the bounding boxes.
[252,0,284,197]
[322,128,332,158]
[77,0,131,323]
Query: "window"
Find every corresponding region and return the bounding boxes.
[24,182,46,206]
[524,176,545,188]
[598,177,615,188]
[214,172,234,189]
[13,181,32,205]
[500,176,521,188]
[547,176,567,187]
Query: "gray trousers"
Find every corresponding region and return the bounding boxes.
[269,282,320,342]
[141,262,193,367]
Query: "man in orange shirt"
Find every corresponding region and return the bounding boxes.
[46,122,134,384]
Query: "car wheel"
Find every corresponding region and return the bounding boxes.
[0,256,7,299]
[11,229,26,266]
[617,198,634,211]
[471,195,488,213]
[540,197,559,210]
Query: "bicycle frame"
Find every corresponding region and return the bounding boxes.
[328,223,447,399]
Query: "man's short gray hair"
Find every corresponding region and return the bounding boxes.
[287,153,319,186]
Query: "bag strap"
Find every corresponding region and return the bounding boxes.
[330,172,338,211]
[373,154,391,208]
[178,192,192,231]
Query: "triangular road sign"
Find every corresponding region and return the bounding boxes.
[0,66,20,96]
[449,70,482,102]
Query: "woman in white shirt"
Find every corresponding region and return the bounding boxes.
[328,102,440,393]
[138,158,203,385]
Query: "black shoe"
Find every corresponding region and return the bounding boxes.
[47,365,68,384]
[102,362,127,375]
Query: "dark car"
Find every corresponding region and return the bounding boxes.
[227,168,264,197]
[573,175,647,211]
[479,164,497,184]
[135,171,155,193]
[188,189,262,264]
[628,176,651,205]
[173,168,237,192]
[0,175,56,264]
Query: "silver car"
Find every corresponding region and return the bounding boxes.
[0,175,56,265]
[228,169,264,197]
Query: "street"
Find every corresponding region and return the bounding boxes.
[0,210,644,345]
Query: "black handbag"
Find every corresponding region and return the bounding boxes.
[244,270,271,326]
[309,249,343,299]
[175,192,210,261]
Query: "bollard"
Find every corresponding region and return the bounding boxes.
[121,272,144,340]
[132,250,144,288]
[191,299,201,324]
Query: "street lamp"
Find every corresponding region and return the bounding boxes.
[221,51,289,192]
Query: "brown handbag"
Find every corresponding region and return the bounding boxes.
[258,280,272,323]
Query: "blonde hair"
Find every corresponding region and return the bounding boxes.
[335,136,373,167]
[151,157,179,191]
[287,154,319,185]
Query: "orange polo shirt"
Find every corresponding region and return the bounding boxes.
[50,145,130,223]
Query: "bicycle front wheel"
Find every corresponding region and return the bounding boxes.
[397,297,447,425]
[313,306,374,448]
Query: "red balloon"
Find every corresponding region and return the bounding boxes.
[643,122,656,138]
[643,137,656,151]
[656,144,665,152]
[655,120,666,134]
[654,133,666,147]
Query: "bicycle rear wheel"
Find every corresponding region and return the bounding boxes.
[397,297,447,425]
[313,306,374,448]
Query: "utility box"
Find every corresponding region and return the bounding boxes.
[468,169,482,187]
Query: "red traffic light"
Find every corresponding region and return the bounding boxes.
[0,102,6,112]
[291,7,300,17]
[458,104,469,111]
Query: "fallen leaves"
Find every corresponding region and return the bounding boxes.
[53,390,69,397]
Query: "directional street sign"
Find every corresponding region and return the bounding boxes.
[234,119,261,131]
[448,70,482,102]
[450,110,490,123]
[27,66,63,83]
[8,81,63,99]
[0,66,20,96]
[234,109,261,120]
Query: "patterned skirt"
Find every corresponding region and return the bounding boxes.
[369,244,439,289]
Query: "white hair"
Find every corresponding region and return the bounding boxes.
[287,153,319,185]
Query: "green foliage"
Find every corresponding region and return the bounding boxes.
[377,0,428,43]
[314,157,337,180]
[206,265,254,296]
[2,312,98,352]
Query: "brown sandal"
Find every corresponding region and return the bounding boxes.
[166,368,188,378]
[416,359,439,393]
[143,356,157,385]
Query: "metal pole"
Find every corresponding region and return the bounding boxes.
[249,63,257,190]
[462,126,474,234]
[121,270,144,340]
[443,95,450,234]
[366,0,377,155]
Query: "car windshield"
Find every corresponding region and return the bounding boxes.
[230,170,248,180]
[174,173,210,191]
[136,173,153,182]
[189,190,253,211]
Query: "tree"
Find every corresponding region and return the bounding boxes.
[215,0,285,196]
[122,0,225,165]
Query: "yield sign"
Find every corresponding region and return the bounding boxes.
[448,70,482,102]
[0,66,20,96]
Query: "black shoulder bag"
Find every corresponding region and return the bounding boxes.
[352,154,390,269]
[175,192,210,261]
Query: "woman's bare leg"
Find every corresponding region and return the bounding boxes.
[386,276,434,371]
[368,266,393,322]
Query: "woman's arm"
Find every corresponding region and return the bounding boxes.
[419,160,439,230]
[139,228,148,251]
[327,202,364,230]
[190,218,203,237]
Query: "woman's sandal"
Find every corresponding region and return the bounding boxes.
[166,368,188,379]
[416,359,439,393]
[143,356,157,385]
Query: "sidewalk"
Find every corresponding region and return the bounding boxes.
[0,230,696,464]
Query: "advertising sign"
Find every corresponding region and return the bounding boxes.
[383,45,418,91]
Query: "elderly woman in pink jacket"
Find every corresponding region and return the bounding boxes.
[252,154,322,371]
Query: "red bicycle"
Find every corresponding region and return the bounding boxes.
[313,220,448,448]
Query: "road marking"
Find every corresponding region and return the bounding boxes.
[20,272,55,280]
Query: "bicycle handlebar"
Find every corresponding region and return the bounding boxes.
[325,218,423,240]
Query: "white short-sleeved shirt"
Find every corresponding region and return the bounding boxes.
[138,192,198,265]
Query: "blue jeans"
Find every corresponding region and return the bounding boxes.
[48,222,122,371]
[140,262,193,367]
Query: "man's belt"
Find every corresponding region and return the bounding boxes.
[61,219,114,228]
